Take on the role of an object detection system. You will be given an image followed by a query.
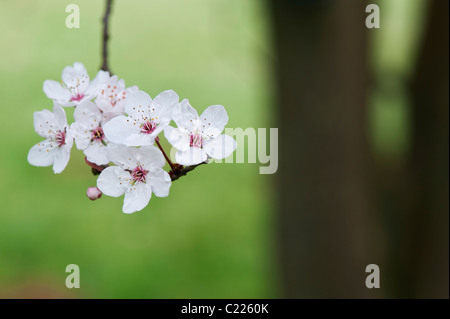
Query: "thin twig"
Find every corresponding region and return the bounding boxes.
[101,0,113,72]
[154,137,207,181]
[155,136,175,170]
[85,157,108,175]
[169,162,207,182]
[91,0,205,183]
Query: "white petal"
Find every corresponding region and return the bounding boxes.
[27,141,57,167]
[43,80,71,103]
[136,145,166,169]
[122,125,164,147]
[124,90,152,119]
[173,99,199,130]
[126,85,139,94]
[96,97,121,114]
[200,105,228,133]
[204,134,237,159]
[202,127,222,140]
[152,90,179,121]
[71,122,92,150]
[63,124,74,150]
[101,111,123,125]
[52,148,71,174]
[97,166,130,197]
[164,126,190,151]
[175,148,207,166]
[73,101,102,125]
[52,102,68,129]
[84,142,109,165]
[123,182,152,214]
[62,62,89,93]
[147,168,171,197]
[85,70,110,97]
[106,145,139,169]
[103,116,140,145]
[33,109,58,139]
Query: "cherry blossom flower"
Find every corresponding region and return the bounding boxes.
[43,62,108,107]
[94,72,138,121]
[71,101,113,165]
[97,145,171,214]
[165,99,237,165]
[27,102,73,173]
[103,90,179,147]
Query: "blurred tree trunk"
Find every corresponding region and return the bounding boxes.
[407,0,449,298]
[270,0,382,298]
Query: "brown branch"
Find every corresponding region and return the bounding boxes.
[155,136,175,170]
[85,157,108,175]
[100,0,113,72]
[154,136,207,181]
[95,1,206,183]
[169,162,207,182]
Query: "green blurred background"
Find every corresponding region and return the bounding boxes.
[0,0,447,298]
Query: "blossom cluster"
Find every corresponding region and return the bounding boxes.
[28,62,237,213]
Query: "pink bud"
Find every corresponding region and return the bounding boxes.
[86,187,102,201]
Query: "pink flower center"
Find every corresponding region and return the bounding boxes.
[190,134,203,148]
[91,126,105,142]
[70,93,85,102]
[131,165,148,184]
[55,130,66,147]
[100,85,126,107]
[141,120,157,134]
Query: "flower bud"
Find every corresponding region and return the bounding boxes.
[86,187,102,201]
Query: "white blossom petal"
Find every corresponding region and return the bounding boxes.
[101,111,122,125]
[27,141,57,167]
[52,102,68,130]
[204,134,237,159]
[63,126,74,150]
[61,62,89,93]
[137,145,166,169]
[103,116,140,145]
[124,91,152,119]
[106,145,139,170]
[52,148,71,174]
[147,168,171,197]
[84,142,109,165]
[127,85,139,94]
[97,166,130,197]
[85,70,110,97]
[123,182,152,214]
[175,148,207,166]
[43,80,71,104]
[71,121,92,150]
[173,99,199,130]
[200,105,228,133]
[152,90,179,121]
[73,101,102,125]
[33,109,58,139]
[122,126,164,147]
[164,126,190,151]
[71,101,102,150]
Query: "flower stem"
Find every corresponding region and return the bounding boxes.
[101,0,113,73]
[169,162,207,181]
[85,157,108,175]
[155,136,175,170]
